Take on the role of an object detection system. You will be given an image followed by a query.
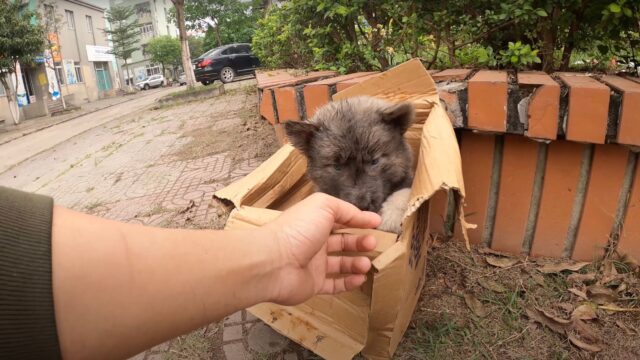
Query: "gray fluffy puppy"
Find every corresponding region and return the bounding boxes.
[284,96,414,233]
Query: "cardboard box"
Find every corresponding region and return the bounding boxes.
[215,59,470,359]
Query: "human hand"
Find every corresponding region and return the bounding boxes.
[262,193,381,306]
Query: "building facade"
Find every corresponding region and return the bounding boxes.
[110,0,179,85]
[0,0,119,125]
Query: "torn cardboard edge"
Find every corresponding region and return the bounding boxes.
[215,58,471,359]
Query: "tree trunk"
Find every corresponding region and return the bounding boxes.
[173,0,196,90]
[161,62,166,84]
[124,58,132,91]
[214,25,222,47]
[427,30,442,69]
[0,74,20,125]
[541,7,561,73]
[560,5,584,71]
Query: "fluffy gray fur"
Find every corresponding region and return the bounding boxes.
[284,96,414,232]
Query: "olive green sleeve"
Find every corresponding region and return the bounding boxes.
[0,186,61,359]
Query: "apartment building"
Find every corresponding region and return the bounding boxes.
[110,0,179,85]
[0,0,119,124]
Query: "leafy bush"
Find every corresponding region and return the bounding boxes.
[499,42,541,68]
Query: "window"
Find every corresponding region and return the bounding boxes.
[74,62,84,83]
[65,10,75,30]
[237,45,251,54]
[44,4,55,26]
[145,64,161,77]
[134,3,152,19]
[139,23,154,38]
[86,15,93,33]
[55,63,65,85]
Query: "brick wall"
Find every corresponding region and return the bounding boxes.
[254,67,640,262]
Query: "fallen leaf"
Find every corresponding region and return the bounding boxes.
[587,284,618,305]
[537,261,589,274]
[615,320,637,335]
[567,273,596,283]
[478,247,511,257]
[524,307,570,334]
[616,282,628,293]
[568,288,589,300]
[485,255,519,268]
[599,304,640,312]
[530,272,546,286]
[464,292,488,317]
[571,304,597,321]
[555,302,574,314]
[477,278,507,293]
[179,200,196,214]
[568,334,602,352]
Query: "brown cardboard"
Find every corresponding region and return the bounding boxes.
[215,59,469,359]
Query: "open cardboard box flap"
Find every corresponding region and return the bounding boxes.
[215,59,469,359]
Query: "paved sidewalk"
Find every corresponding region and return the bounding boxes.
[0,88,169,146]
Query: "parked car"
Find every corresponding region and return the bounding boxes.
[178,73,186,86]
[136,74,165,90]
[192,43,261,85]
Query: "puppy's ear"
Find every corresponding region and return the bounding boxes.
[284,121,319,155]
[381,102,414,133]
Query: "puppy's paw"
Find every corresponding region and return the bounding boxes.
[377,188,411,233]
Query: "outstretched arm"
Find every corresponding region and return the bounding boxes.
[52,193,380,359]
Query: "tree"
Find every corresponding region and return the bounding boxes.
[172,0,196,89]
[188,35,205,58]
[0,0,46,125]
[146,36,182,80]
[103,5,140,90]
[183,0,262,47]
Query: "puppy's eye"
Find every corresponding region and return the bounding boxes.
[371,158,380,166]
[333,164,342,171]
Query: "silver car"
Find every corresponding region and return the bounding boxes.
[136,74,165,90]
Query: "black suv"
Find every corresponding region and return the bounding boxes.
[192,43,261,85]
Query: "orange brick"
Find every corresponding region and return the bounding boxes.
[492,136,538,254]
[303,72,378,118]
[468,71,508,132]
[531,141,585,258]
[259,89,277,124]
[572,145,628,261]
[601,76,640,146]
[274,87,300,123]
[335,73,381,92]
[459,131,495,244]
[557,73,610,144]
[432,69,472,82]
[618,159,640,261]
[258,70,337,89]
[518,72,560,140]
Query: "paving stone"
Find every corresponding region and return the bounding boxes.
[128,352,146,360]
[224,311,242,324]
[223,343,251,360]
[245,311,258,322]
[223,325,243,342]
[247,322,289,353]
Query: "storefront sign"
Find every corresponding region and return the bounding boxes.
[48,33,61,62]
[86,45,115,62]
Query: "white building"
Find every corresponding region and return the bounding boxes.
[109,0,179,85]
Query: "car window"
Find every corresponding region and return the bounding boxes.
[238,45,251,54]
[221,47,233,55]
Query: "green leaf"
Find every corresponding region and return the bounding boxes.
[597,44,610,54]
[535,9,548,17]
[623,7,633,17]
[511,55,519,63]
[534,57,542,63]
[334,5,349,16]
[609,3,621,13]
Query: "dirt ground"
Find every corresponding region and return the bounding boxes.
[395,239,640,360]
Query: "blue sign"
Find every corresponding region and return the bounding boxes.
[34,55,45,63]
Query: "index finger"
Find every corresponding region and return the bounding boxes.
[313,193,381,229]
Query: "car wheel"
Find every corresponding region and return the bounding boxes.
[220,67,235,83]
[144,83,150,90]
[201,80,210,86]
